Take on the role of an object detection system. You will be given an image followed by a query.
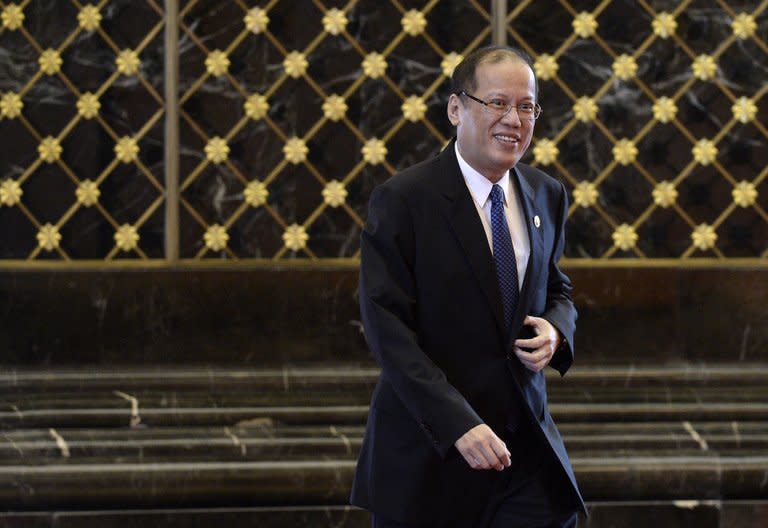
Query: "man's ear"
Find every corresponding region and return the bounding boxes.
[447,93,461,127]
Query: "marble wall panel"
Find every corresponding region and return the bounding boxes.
[1,268,766,366]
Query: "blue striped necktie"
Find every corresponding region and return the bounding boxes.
[490,184,519,331]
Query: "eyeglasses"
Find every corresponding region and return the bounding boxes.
[459,91,542,120]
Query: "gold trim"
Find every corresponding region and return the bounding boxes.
[0,258,766,271]
[491,0,507,45]
[164,0,180,262]
[561,258,768,269]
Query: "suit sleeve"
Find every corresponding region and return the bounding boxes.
[543,181,577,376]
[359,184,483,458]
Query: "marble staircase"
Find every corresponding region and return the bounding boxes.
[2,267,767,526]
[1,364,768,526]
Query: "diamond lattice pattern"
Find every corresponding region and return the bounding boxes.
[515,0,767,259]
[177,0,490,259]
[1,1,766,262]
[0,0,166,260]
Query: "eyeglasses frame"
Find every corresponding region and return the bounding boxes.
[458,90,542,120]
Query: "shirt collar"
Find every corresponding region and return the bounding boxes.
[455,142,510,208]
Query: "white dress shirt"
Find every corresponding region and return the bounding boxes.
[455,143,530,291]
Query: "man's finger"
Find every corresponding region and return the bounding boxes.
[489,439,511,468]
[528,359,547,372]
[514,348,550,372]
[523,315,539,325]
[473,449,495,470]
[455,424,511,470]
[460,447,481,468]
[529,356,550,372]
[514,346,546,362]
[482,446,504,471]
[514,337,541,349]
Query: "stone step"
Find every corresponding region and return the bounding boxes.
[1,455,768,510]
[5,383,768,405]
[3,401,768,429]
[2,423,767,464]
[0,405,370,428]
[552,402,768,422]
[2,364,767,390]
[0,367,381,392]
[1,365,766,429]
[0,506,373,528]
[1,363,765,511]
[2,502,768,528]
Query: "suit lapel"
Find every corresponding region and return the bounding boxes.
[437,143,507,337]
[509,165,545,341]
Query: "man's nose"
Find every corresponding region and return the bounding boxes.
[500,107,522,126]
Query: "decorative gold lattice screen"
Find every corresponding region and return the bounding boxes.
[0,0,765,265]
[0,0,166,261]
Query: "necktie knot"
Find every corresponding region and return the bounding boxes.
[490,184,504,207]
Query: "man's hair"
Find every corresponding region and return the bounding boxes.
[450,45,538,99]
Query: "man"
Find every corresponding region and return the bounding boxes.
[351,45,585,527]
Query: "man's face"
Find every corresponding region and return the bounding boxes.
[448,58,537,183]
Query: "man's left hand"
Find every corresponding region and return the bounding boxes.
[513,315,561,373]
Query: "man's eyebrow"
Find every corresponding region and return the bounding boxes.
[485,92,534,101]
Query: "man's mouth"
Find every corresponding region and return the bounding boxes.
[493,134,520,145]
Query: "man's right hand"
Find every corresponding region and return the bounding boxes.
[454,424,511,471]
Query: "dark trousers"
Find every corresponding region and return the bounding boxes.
[372,425,579,528]
[482,448,578,528]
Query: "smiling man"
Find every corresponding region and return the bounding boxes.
[351,46,585,528]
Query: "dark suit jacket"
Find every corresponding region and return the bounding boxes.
[351,141,584,525]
